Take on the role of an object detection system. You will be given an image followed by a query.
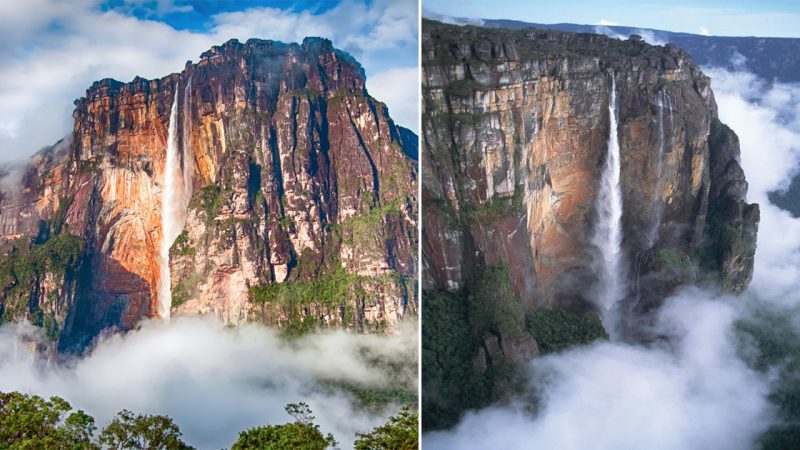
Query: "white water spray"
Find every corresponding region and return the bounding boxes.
[158,88,183,320]
[591,77,626,323]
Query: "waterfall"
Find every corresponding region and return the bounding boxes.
[647,91,667,247]
[591,77,626,324]
[158,87,183,320]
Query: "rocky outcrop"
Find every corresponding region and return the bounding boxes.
[422,20,758,313]
[0,38,417,350]
[484,19,800,84]
[705,118,759,292]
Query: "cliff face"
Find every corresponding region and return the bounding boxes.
[421,20,758,405]
[422,20,757,308]
[485,19,800,84]
[0,38,417,350]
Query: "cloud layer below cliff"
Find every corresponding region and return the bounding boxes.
[425,69,800,449]
[0,0,418,163]
[0,317,417,448]
[426,290,772,450]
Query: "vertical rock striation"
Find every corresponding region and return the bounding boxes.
[0,38,417,350]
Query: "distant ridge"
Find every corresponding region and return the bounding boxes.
[425,14,800,83]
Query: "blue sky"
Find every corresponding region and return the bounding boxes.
[424,0,800,37]
[0,0,418,162]
[102,1,343,30]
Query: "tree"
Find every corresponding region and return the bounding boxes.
[231,403,337,450]
[0,391,98,449]
[354,405,418,450]
[98,409,192,450]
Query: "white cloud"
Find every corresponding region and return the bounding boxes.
[367,67,420,131]
[597,19,618,26]
[699,26,711,36]
[636,29,668,46]
[0,316,418,448]
[593,25,667,46]
[0,9,213,164]
[0,0,418,164]
[593,25,627,40]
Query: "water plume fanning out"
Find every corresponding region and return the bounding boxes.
[591,77,626,329]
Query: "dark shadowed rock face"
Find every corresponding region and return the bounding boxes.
[421,19,758,399]
[0,37,417,350]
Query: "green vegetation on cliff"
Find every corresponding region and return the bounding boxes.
[251,278,351,335]
[322,380,416,415]
[422,289,489,429]
[244,196,413,335]
[191,184,227,224]
[0,235,83,291]
[462,185,525,224]
[703,118,759,293]
[250,267,407,335]
[526,309,608,354]
[0,189,87,344]
[423,264,610,430]
[251,267,364,305]
[466,265,525,337]
[0,234,84,327]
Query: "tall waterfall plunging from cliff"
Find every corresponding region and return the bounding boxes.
[158,88,182,320]
[591,77,625,324]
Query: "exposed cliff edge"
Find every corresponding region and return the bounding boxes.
[421,19,758,428]
[0,37,418,351]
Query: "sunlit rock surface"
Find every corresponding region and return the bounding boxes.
[0,38,417,350]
